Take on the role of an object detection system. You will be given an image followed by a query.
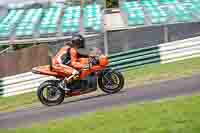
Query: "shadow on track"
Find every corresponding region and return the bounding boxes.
[61,90,126,105]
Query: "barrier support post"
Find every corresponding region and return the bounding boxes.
[164,26,169,43]
[104,30,109,55]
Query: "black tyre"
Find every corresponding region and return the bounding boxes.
[98,69,124,94]
[37,80,65,106]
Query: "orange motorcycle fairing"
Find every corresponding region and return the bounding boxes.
[32,65,66,78]
[79,65,106,79]
[99,55,109,66]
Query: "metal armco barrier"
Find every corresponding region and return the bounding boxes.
[109,36,200,70]
[1,36,200,97]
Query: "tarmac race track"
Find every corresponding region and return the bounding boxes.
[1,74,200,129]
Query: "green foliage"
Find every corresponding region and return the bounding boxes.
[13,44,34,51]
[0,45,9,51]
[106,0,119,8]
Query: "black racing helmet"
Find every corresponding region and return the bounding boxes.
[71,34,85,48]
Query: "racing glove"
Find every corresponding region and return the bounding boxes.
[72,70,79,75]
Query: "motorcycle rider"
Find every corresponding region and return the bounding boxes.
[52,34,89,90]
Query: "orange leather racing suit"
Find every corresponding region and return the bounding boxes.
[52,45,87,77]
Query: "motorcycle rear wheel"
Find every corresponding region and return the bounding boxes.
[98,69,124,94]
[37,80,65,106]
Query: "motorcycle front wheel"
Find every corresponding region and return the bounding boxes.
[98,69,124,94]
[37,80,65,106]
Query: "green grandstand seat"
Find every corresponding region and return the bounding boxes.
[16,30,33,36]
[146,7,168,24]
[191,0,200,2]
[39,6,62,35]
[73,13,81,18]
[62,28,68,33]
[61,25,79,32]
[151,17,168,24]
[189,1,200,7]
[61,6,81,33]
[159,0,178,4]
[10,10,24,24]
[15,8,43,37]
[127,8,145,26]
[0,9,24,38]
[25,31,33,36]
[1,11,15,24]
[140,0,159,7]
[0,32,10,37]
[122,1,140,9]
[128,19,144,25]
[49,3,63,8]
[185,2,200,15]
[175,15,192,22]
[70,27,79,32]
[83,4,102,32]
[47,28,57,34]
[72,22,79,27]
[0,24,10,37]
[119,0,200,25]
[180,0,192,2]
[171,5,193,22]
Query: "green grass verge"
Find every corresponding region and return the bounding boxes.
[0,92,37,112]
[3,94,200,133]
[124,57,200,87]
[1,57,200,112]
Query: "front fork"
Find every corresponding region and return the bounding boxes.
[98,68,116,84]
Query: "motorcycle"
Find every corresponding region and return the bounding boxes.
[32,48,124,106]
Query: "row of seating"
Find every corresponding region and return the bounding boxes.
[60,6,81,33]
[3,1,200,38]
[83,4,102,32]
[15,8,43,37]
[0,3,102,38]
[146,7,168,24]
[39,6,62,35]
[122,0,200,9]
[127,8,145,25]
[0,10,24,37]
[122,0,188,7]
[121,0,200,26]
[159,0,178,4]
